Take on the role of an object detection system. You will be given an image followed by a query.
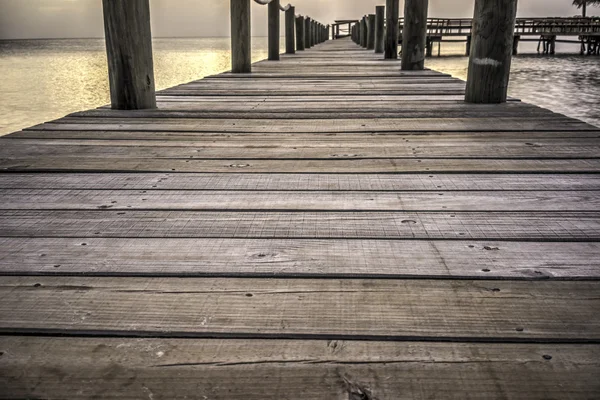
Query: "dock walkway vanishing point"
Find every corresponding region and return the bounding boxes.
[1,37,600,399]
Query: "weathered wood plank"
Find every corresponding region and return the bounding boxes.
[0,189,597,211]
[27,117,596,133]
[2,157,600,173]
[0,277,598,340]
[1,237,599,279]
[1,210,599,240]
[2,337,598,400]
[2,138,600,159]
[1,173,599,191]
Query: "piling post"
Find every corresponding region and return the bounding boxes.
[268,0,280,60]
[385,0,400,59]
[296,16,305,51]
[465,0,518,103]
[230,0,251,73]
[305,17,312,48]
[361,17,368,48]
[332,25,335,40]
[102,0,156,110]
[285,6,295,54]
[512,35,520,55]
[374,6,385,53]
[401,0,429,70]
[367,14,376,50]
[466,35,472,56]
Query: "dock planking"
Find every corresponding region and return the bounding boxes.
[1,37,600,399]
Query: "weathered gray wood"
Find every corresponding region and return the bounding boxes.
[295,15,305,51]
[2,210,599,240]
[231,0,251,73]
[2,237,600,279]
[101,0,156,110]
[465,0,518,103]
[374,6,385,54]
[2,189,597,212]
[2,337,599,400]
[268,0,280,61]
[385,0,400,59]
[285,6,295,54]
[2,173,599,191]
[1,276,599,340]
[402,0,429,70]
[367,14,376,50]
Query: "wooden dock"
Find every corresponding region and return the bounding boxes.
[1,37,600,399]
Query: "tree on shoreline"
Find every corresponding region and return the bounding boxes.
[573,0,600,17]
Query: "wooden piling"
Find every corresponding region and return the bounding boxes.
[285,6,295,54]
[268,0,280,61]
[296,16,305,51]
[102,0,156,110]
[466,35,472,56]
[401,0,429,70]
[230,0,251,73]
[305,17,312,48]
[385,0,400,59]
[361,17,368,48]
[465,0,518,103]
[367,14,376,50]
[375,6,385,53]
[512,35,520,55]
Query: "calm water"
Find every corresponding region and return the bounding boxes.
[0,37,598,135]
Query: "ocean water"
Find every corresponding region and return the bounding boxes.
[0,37,598,135]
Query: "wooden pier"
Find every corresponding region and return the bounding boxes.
[2,0,600,394]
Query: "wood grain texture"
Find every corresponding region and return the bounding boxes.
[230,0,251,73]
[1,210,599,240]
[2,337,598,400]
[1,237,599,279]
[1,173,599,191]
[101,0,156,110]
[0,189,597,211]
[465,0,518,103]
[385,0,400,59]
[0,277,599,340]
[402,0,429,70]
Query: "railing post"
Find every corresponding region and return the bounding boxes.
[375,6,385,53]
[385,0,400,59]
[305,17,312,48]
[285,6,296,54]
[268,0,280,60]
[465,0,518,103]
[367,14,376,50]
[231,0,251,73]
[401,0,429,70]
[296,15,305,51]
[102,0,156,110]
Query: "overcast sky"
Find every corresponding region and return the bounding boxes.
[0,0,597,39]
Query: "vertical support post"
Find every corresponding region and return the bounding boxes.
[102,0,156,110]
[326,25,330,41]
[465,0,518,103]
[231,0,251,73]
[512,35,520,55]
[285,6,295,54]
[466,35,472,56]
[367,14,376,50]
[305,17,312,48]
[268,0,280,61]
[332,25,336,40]
[296,16,305,51]
[401,0,429,70]
[385,0,400,59]
[361,17,368,48]
[375,6,385,53]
